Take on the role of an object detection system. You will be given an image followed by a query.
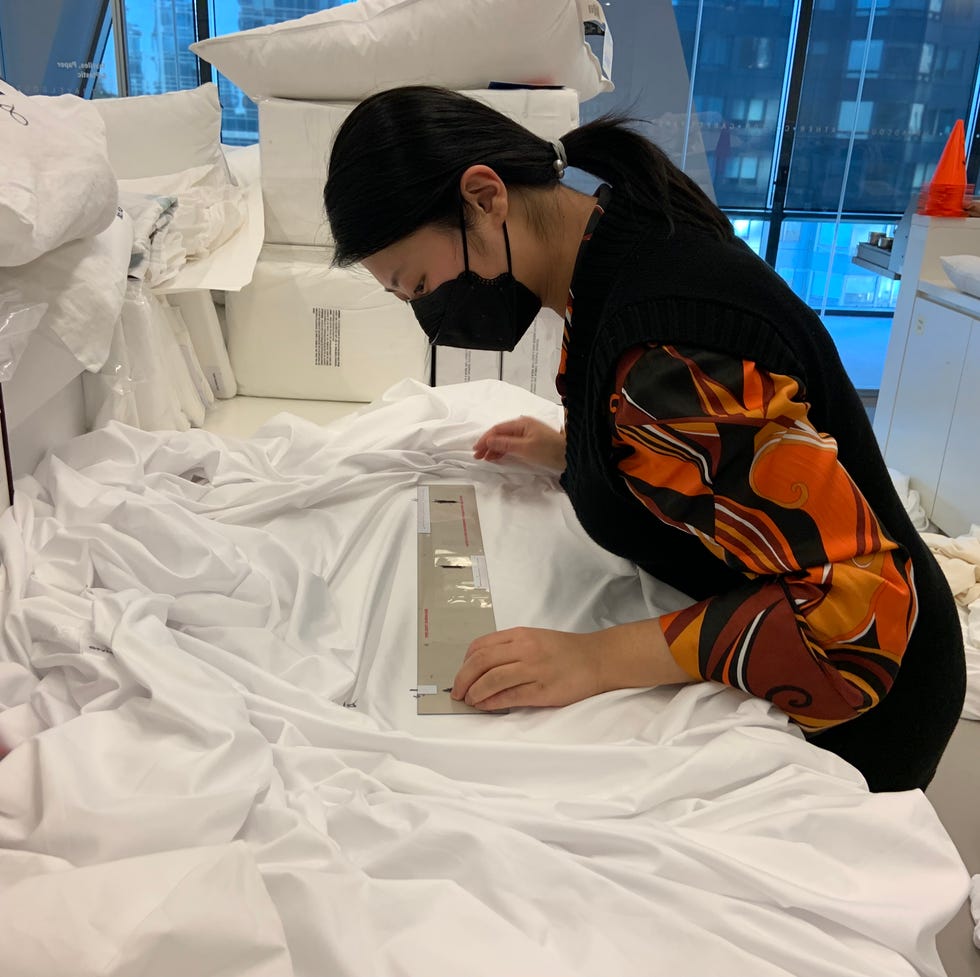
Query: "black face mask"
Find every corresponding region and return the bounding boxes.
[409,209,542,352]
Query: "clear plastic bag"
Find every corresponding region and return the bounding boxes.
[83,281,189,431]
[0,294,48,382]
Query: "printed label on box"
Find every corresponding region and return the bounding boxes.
[314,308,342,366]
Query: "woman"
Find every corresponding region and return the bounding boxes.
[325,86,964,792]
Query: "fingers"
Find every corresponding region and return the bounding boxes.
[470,679,545,712]
[462,661,534,708]
[451,629,521,700]
[472,417,529,460]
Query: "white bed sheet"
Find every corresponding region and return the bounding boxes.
[0,380,967,977]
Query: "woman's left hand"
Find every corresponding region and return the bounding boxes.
[450,627,605,711]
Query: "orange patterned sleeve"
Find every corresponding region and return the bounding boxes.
[611,344,917,732]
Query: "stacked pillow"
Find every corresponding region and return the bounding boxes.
[191,0,613,101]
[91,82,229,181]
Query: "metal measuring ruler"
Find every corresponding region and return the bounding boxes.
[416,484,505,715]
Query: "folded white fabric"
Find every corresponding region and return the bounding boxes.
[170,185,245,259]
[154,178,263,295]
[887,467,929,531]
[919,524,980,721]
[0,79,118,268]
[119,164,246,288]
[119,192,181,284]
[880,470,979,721]
[191,0,613,102]
[0,206,133,372]
[920,527,980,608]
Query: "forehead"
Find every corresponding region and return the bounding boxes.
[361,224,458,285]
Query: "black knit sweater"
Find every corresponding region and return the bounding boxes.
[561,188,964,792]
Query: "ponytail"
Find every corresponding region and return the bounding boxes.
[560,116,733,241]
[326,86,731,266]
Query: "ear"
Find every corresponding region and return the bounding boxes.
[458,165,508,226]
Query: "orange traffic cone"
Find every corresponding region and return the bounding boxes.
[918,119,971,217]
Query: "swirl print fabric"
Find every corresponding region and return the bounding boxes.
[607,342,916,732]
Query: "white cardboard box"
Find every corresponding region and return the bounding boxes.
[434,347,502,387]
[259,88,581,247]
[225,244,428,402]
[502,309,564,404]
[433,309,563,404]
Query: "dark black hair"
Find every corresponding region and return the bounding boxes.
[325,85,732,266]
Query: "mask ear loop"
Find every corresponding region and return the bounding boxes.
[501,221,514,275]
[458,200,471,271]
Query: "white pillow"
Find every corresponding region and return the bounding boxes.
[91,83,227,180]
[190,0,613,102]
[0,79,118,268]
[940,255,980,299]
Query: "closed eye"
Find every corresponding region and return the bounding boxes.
[384,277,425,303]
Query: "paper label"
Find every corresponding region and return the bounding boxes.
[417,485,430,534]
[313,308,342,366]
[205,365,231,399]
[472,554,490,591]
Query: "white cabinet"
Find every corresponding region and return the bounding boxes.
[933,322,980,534]
[876,278,980,536]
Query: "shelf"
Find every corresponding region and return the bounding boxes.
[918,279,980,318]
[852,255,901,280]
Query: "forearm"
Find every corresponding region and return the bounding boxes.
[595,619,695,693]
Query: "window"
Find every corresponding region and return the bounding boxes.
[6,0,980,392]
[121,0,200,96]
[732,219,770,256]
[747,98,767,123]
[944,47,963,77]
[908,102,924,136]
[674,0,796,211]
[847,40,883,75]
[918,43,935,77]
[837,100,874,137]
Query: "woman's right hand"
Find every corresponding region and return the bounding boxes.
[472,416,566,472]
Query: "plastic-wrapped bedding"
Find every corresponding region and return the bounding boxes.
[83,283,213,432]
[225,245,428,402]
